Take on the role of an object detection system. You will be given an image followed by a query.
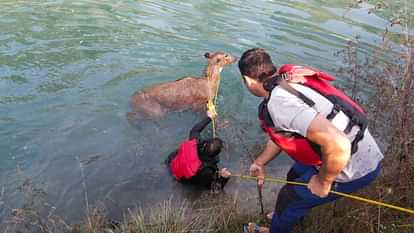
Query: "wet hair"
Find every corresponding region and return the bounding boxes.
[202,138,224,157]
[238,48,277,82]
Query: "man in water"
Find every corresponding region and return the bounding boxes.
[167,110,231,191]
[238,48,383,233]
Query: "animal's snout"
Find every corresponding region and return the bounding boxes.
[224,54,238,65]
[230,55,238,64]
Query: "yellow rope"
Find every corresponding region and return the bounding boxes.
[207,74,221,138]
[396,224,414,228]
[230,174,414,216]
[207,100,217,137]
[214,74,221,106]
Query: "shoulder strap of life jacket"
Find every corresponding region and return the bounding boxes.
[264,73,316,107]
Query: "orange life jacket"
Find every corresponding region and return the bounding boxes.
[259,64,367,166]
[170,139,202,180]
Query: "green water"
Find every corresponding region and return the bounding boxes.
[0,0,411,223]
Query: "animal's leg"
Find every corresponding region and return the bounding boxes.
[138,100,168,119]
[129,92,167,118]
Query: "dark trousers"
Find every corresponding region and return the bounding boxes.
[270,162,381,233]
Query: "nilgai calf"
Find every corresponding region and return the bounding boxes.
[128,52,237,119]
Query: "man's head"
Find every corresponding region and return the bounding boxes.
[238,48,277,97]
[202,137,224,158]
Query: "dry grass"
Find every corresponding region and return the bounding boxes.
[71,197,258,233]
[0,178,72,233]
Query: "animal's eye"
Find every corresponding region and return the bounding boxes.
[216,58,221,63]
[225,54,228,57]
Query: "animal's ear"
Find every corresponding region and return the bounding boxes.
[204,52,211,58]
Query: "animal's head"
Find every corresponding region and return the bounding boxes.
[204,52,237,68]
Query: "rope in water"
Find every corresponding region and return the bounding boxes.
[230,174,414,216]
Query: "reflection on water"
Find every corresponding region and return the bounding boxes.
[0,0,410,223]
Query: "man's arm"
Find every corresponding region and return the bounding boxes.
[189,117,211,139]
[254,139,282,166]
[250,139,282,185]
[306,114,352,197]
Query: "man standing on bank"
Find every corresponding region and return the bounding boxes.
[238,48,383,233]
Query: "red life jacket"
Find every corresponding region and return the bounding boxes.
[259,64,367,166]
[170,139,202,180]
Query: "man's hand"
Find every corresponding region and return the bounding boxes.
[219,168,231,178]
[207,108,217,119]
[288,67,317,83]
[306,114,351,196]
[307,174,332,198]
[249,162,265,186]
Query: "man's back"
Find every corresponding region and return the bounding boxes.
[267,83,384,182]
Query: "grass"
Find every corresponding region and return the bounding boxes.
[71,197,259,233]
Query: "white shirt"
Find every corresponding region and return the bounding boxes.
[267,83,383,182]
